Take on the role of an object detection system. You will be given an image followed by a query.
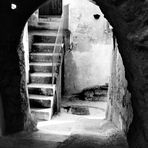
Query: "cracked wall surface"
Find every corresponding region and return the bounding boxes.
[64,0,113,94]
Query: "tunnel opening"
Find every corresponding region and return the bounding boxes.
[3,0,148,147]
[20,0,132,143]
[0,0,131,137]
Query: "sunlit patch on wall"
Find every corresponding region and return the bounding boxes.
[11,3,17,10]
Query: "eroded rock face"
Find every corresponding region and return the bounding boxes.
[106,40,133,135]
[93,0,148,147]
[0,0,148,147]
[0,0,48,134]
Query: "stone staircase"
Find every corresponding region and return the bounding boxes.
[28,16,62,121]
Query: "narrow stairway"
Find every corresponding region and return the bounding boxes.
[28,16,62,121]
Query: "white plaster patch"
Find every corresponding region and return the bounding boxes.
[11,3,17,10]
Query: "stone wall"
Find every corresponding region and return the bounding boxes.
[1,0,148,147]
[106,40,133,134]
[28,10,39,27]
[92,1,148,146]
[63,0,113,95]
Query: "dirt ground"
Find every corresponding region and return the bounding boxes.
[0,119,128,148]
[58,132,128,148]
[0,98,128,148]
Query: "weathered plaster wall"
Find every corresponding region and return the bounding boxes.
[92,1,148,147]
[64,0,113,95]
[106,40,133,133]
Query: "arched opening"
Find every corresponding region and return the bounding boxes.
[15,0,131,146]
[1,0,128,137]
[26,0,114,135]
[0,0,148,148]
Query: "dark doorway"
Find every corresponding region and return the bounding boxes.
[39,0,62,17]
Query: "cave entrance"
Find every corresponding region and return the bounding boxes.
[0,0,134,146]
[25,0,114,136]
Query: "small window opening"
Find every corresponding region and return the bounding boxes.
[94,14,100,20]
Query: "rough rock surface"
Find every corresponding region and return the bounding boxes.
[58,133,128,148]
[106,42,133,134]
[70,85,108,102]
[57,120,128,148]
[0,0,148,147]
[92,0,148,147]
[0,0,47,134]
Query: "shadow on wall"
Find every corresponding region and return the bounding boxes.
[0,94,5,135]
[64,52,78,94]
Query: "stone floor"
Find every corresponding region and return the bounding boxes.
[61,97,107,119]
[58,131,128,148]
[0,120,128,148]
[0,99,128,148]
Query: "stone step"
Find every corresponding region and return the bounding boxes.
[28,25,57,31]
[32,43,54,53]
[30,30,58,36]
[30,72,55,84]
[28,83,55,96]
[29,94,53,108]
[30,53,61,63]
[31,43,63,53]
[30,62,59,73]
[29,94,54,100]
[38,21,60,30]
[39,15,61,22]
[33,34,56,43]
[31,108,52,121]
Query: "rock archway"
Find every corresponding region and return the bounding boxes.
[0,0,148,147]
[93,1,148,147]
[0,0,49,134]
